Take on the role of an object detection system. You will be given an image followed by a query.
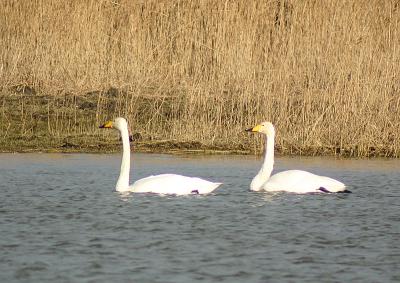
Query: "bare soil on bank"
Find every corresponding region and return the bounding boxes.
[0,90,395,157]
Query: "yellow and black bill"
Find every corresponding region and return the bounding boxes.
[99,121,113,128]
[245,124,262,132]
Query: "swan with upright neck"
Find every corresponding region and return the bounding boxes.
[246,122,350,193]
[100,117,222,195]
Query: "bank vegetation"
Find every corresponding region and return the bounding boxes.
[1,1,399,156]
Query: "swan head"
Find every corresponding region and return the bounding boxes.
[99,117,128,131]
[246,121,275,136]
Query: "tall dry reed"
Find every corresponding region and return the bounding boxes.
[0,0,399,156]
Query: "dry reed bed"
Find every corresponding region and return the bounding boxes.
[0,1,399,156]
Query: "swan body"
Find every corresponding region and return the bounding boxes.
[130,174,221,195]
[246,122,348,194]
[100,117,222,195]
[260,170,346,193]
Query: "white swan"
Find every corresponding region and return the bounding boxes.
[246,122,350,193]
[100,117,222,195]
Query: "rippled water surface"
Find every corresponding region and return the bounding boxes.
[1,153,400,282]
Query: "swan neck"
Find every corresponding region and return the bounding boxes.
[116,125,130,191]
[251,133,275,191]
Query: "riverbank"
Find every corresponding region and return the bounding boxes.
[1,2,399,157]
[0,90,396,157]
[0,134,248,155]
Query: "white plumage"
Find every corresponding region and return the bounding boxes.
[246,122,348,193]
[100,118,222,195]
[130,174,221,195]
[261,170,346,193]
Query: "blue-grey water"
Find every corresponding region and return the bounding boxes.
[1,153,399,283]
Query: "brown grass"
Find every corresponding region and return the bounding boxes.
[1,0,399,156]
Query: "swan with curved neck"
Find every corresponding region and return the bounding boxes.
[100,117,222,195]
[246,122,350,193]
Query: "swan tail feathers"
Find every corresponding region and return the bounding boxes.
[318,187,352,194]
[318,187,331,193]
[199,182,222,194]
[337,189,352,193]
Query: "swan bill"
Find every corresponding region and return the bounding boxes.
[245,124,262,132]
[99,121,113,128]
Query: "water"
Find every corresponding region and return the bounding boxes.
[1,153,400,283]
